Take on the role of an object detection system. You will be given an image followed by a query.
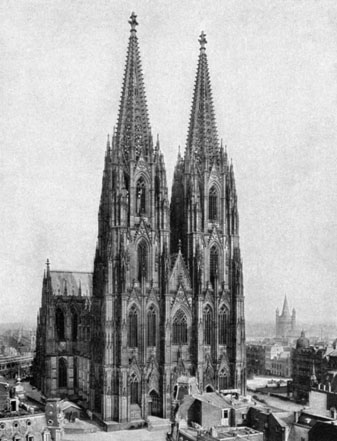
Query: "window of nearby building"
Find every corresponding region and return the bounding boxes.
[209,186,218,221]
[147,305,156,347]
[128,305,138,348]
[203,305,212,345]
[58,357,67,388]
[172,310,187,345]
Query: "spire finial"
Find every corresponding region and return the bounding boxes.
[178,239,182,253]
[129,12,138,32]
[46,259,50,277]
[199,31,207,50]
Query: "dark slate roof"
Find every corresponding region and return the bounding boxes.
[50,271,92,297]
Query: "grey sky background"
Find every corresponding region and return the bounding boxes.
[1,0,337,326]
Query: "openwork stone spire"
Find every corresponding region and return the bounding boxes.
[115,12,152,162]
[186,31,219,165]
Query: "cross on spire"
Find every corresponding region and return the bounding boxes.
[199,31,207,50]
[129,12,138,31]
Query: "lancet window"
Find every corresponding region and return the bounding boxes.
[147,305,156,347]
[209,186,218,221]
[203,305,212,345]
[210,246,218,287]
[130,372,140,404]
[128,305,138,348]
[72,310,78,341]
[219,305,228,345]
[55,308,65,341]
[136,177,146,214]
[58,358,67,388]
[137,241,147,282]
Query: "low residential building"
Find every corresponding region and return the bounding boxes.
[288,410,335,441]
[271,351,292,377]
[247,345,266,377]
[247,406,294,441]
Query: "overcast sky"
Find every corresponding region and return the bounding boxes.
[1,0,337,326]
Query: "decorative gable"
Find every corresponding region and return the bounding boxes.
[134,217,152,243]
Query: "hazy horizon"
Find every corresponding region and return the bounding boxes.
[1,0,337,325]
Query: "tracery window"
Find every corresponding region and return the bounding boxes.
[128,305,138,348]
[137,241,147,282]
[147,305,156,347]
[203,305,212,345]
[58,358,67,388]
[55,308,65,341]
[172,310,187,345]
[219,371,228,390]
[130,372,140,404]
[136,177,146,214]
[210,246,218,287]
[219,305,228,345]
[209,186,218,221]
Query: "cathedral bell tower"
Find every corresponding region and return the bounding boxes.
[90,12,170,423]
[170,31,246,395]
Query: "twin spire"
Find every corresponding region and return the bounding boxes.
[116,12,152,163]
[115,13,220,166]
[186,31,219,165]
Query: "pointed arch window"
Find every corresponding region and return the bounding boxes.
[219,305,228,345]
[136,177,146,215]
[137,241,147,282]
[209,186,218,221]
[55,308,65,341]
[58,358,67,388]
[73,356,78,389]
[172,310,187,345]
[128,305,138,348]
[147,305,156,347]
[210,246,218,287]
[130,372,140,404]
[203,305,213,345]
[219,371,228,391]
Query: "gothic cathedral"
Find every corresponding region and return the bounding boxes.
[34,13,246,425]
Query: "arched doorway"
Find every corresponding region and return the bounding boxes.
[149,390,161,417]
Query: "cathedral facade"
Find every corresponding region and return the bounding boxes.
[34,13,246,425]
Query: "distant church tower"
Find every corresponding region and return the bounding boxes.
[275,296,296,339]
[34,13,246,426]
